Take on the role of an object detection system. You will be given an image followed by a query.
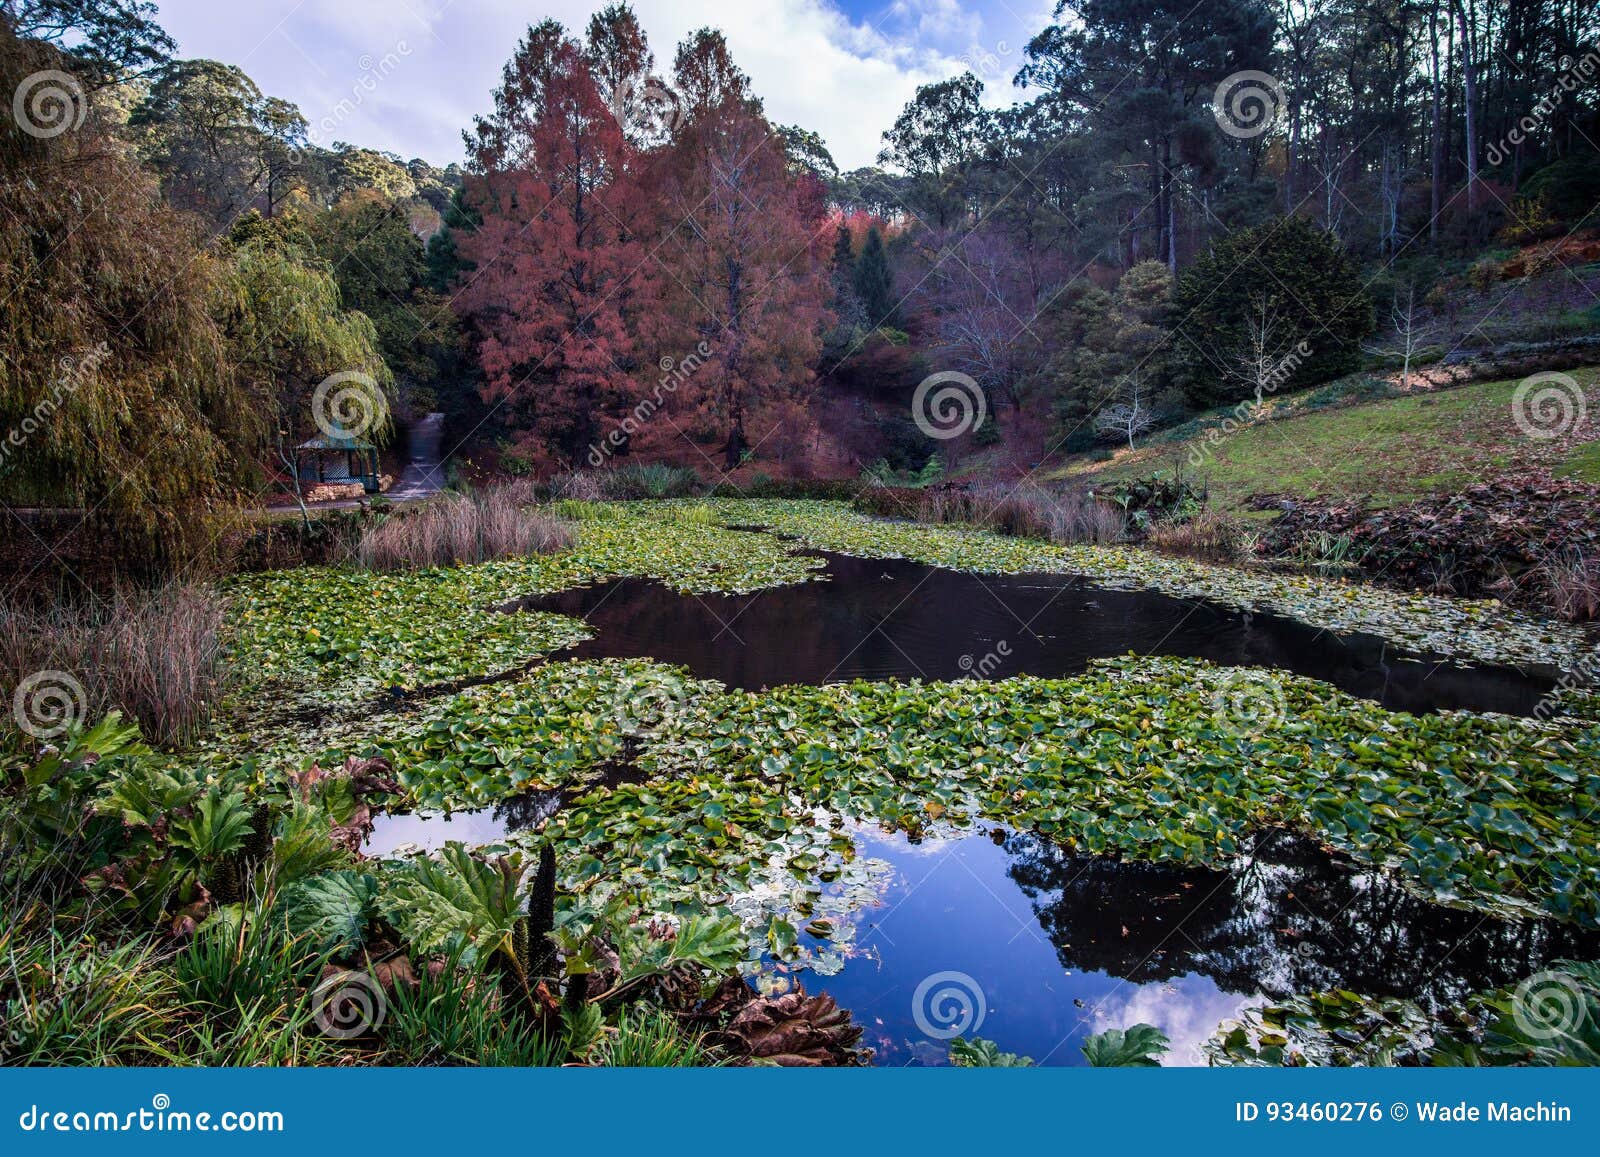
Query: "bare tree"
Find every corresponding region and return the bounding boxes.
[1221,294,1307,406]
[916,228,1041,410]
[1094,379,1155,450]
[1391,282,1421,392]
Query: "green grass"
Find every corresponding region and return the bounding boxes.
[1055,367,1599,509]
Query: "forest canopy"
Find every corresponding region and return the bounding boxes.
[1,0,1597,560]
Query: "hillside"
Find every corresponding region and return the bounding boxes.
[1050,366,1600,512]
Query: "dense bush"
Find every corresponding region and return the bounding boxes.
[1172,217,1375,407]
[1519,155,1600,225]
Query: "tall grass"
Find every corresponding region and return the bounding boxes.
[0,582,225,747]
[855,482,1124,545]
[357,486,573,571]
[1542,553,1600,622]
[1146,508,1255,563]
[548,463,701,500]
[0,912,177,1066]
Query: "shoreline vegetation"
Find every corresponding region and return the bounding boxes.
[5,498,1598,1067]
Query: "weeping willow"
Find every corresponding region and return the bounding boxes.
[217,217,393,446]
[0,30,389,568]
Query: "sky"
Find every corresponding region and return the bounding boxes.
[149,0,1056,171]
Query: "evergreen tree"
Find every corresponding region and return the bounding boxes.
[854,227,895,329]
[1171,217,1374,406]
[830,223,854,274]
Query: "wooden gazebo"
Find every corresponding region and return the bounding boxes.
[292,427,381,493]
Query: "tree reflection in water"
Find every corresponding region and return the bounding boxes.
[1004,828,1600,1007]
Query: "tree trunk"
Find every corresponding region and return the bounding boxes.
[722,418,747,472]
[1428,5,1443,244]
[1452,0,1480,210]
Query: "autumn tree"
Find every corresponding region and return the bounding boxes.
[585,2,667,147]
[650,31,826,470]
[457,22,646,466]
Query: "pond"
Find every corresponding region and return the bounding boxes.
[368,537,1591,1064]
[370,804,1599,1065]
[527,548,1554,715]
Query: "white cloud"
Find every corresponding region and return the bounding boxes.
[151,0,1021,170]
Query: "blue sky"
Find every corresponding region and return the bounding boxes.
[149,0,1054,170]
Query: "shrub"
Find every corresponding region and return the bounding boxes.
[603,463,701,499]
[1542,553,1600,623]
[1147,508,1252,563]
[1172,216,1374,407]
[1519,155,1600,225]
[0,582,225,747]
[853,482,1123,544]
[357,488,573,571]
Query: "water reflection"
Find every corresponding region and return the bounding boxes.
[798,825,1599,1066]
[530,552,1553,714]
[364,789,564,857]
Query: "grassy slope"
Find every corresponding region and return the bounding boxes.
[1049,366,1600,511]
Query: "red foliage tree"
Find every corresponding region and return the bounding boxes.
[458,23,647,465]
[648,34,828,470]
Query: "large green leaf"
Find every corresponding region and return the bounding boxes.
[1081,1024,1170,1067]
[277,870,378,957]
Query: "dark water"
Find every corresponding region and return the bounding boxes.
[372,545,1581,1063]
[367,804,1598,1066]
[528,551,1554,715]
[796,825,1599,1066]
